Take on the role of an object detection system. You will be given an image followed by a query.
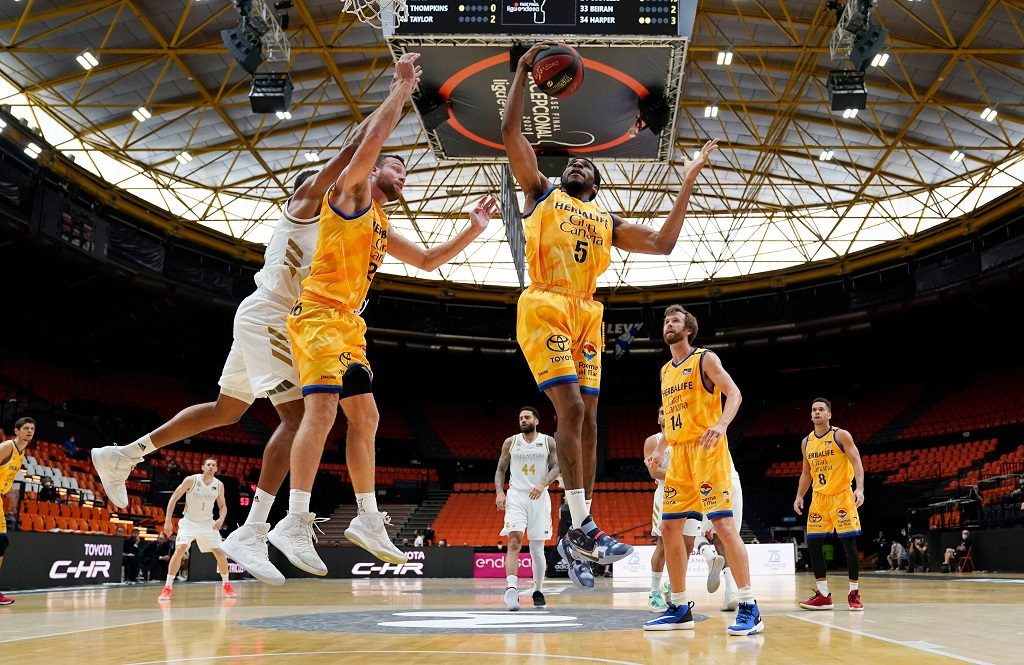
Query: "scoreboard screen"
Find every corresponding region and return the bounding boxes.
[395,1,688,36]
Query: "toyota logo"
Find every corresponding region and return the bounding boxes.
[546,335,571,352]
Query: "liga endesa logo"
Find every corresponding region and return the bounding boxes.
[474,553,532,578]
[49,543,113,580]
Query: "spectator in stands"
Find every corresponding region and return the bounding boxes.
[413,531,425,548]
[873,531,888,570]
[908,535,928,573]
[887,540,907,571]
[400,538,410,547]
[496,540,505,552]
[438,538,448,547]
[123,529,143,582]
[38,475,59,502]
[942,529,973,572]
[142,532,174,581]
[750,536,759,544]
[62,435,81,459]
[425,527,436,546]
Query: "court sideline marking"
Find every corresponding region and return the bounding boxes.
[126,649,644,665]
[0,619,165,643]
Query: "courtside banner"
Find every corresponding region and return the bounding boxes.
[473,552,533,578]
[613,544,795,579]
[263,546,475,579]
[0,532,122,590]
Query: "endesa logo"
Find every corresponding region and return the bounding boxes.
[49,543,113,580]
[351,550,425,576]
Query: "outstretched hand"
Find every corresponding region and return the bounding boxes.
[682,138,720,178]
[469,194,498,231]
[394,52,422,88]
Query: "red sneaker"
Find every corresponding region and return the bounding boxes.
[222,582,236,598]
[848,590,864,611]
[0,592,14,606]
[799,590,834,610]
[158,586,172,602]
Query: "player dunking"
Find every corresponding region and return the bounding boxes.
[0,417,35,606]
[275,52,497,574]
[643,305,763,635]
[794,397,865,611]
[90,71,398,585]
[495,406,559,611]
[502,42,719,588]
[159,458,233,601]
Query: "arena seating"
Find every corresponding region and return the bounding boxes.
[606,404,656,460]
[900,368,1024,439]
[423,402,556,458]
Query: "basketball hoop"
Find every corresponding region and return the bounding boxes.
[340,0,408,30]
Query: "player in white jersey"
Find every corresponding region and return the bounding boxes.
[643,408,672,612]
[495,406,559,611]
[90,81,390,585]
[158,458,231,602]
[687,456,743,610]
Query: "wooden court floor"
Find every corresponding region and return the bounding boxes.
[0,573,1019,664]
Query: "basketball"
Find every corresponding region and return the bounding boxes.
[530,44,584,98]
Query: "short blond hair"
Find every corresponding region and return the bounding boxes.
[664,305,698,344]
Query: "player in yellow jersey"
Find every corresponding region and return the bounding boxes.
[273,52,497,575]
[794,397,866,611]
[0,417,35,605]
[643,306,763,635]
[502,42,719,589]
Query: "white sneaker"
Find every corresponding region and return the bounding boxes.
[91,445,139,509]
[267,512,328,576]
[220,523,285,586]
[344,512,406,564]
[504,586,520,611]
[707,553,726,593]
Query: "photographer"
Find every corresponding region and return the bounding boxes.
[907,534,928,572]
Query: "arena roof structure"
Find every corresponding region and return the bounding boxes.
[1,0,1023,288]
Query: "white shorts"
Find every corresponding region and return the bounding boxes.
[218,288,302,405]
[652,484,665,537]
[684,473,743,538]
[176,518,223,553]
[500,489,552,541]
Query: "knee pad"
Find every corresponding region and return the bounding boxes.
[340,363,373,398]
[0,534,9,556]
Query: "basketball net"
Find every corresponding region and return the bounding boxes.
[339,0,409,30]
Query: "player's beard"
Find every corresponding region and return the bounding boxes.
[520,424,536,434]
[562,175,592,200]
[378,177,402,202]
[663,329,686,345]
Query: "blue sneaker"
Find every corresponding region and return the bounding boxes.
[643,601,695,631]
[567,527,634,564]
[727,601,765,636]
[557,534,595,589]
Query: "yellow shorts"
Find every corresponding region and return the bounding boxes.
[662,440,734,521]
[287,296,371,396]
[807,489,861,538]
[516,285,604,395]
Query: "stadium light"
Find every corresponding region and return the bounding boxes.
[704,104,719,118]
[0,118,6,131]
[980,107,998,122]
[303,151,319,162]
[843,108,859,119]
[24,142,42,159]
[716,50,734,66]
[76,51,99,70]
[870,52,889,67]
[131,106,151,122]
[819,150,835,161]
[176,151,192,164]
[276,110,291,120]
[950,148,965,163]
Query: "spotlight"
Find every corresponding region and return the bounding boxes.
[843,108,859,119]
[949,149,965,163]
[704,105,719,118]
[176,151,192,164]
[276,110,291,119]
[221,24,263,74]
[980,107,997,122]
[827,70,867,112]
[131,106,152,122]
[76,51,99,70]
[870,52,890,67]
[304,151,320,162]
[716,50,734,66]
[819,150,835,161]
[249,72,293,113]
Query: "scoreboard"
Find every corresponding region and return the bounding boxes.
[395,0,691,37]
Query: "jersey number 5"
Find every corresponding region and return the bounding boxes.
[573,240,588,263]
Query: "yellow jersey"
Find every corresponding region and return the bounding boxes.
[660,348,724,446]
[524,186,612,295]
[0,440,26,495]
[805,426,854,495]
[301,188,388,310]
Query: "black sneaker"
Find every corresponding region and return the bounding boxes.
[533,590,546,607]
[557,534,595,589]
[567,527,634,564]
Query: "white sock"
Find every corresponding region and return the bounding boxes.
[566,489,586,528]
[849,581,859,592]
[529,541,546,592]
[245,489,275,525]
[651,571,663,594]
[585,499,592,514]
[289,489,311,515]
[122,434,153,459]
[506,574,518,588]
[165,575,175,589]
[221,573,230,584]
[738,585,754,603]
[724,567,737,592]
[671,591,687,607]
[816,580,829,596]
[355,492,378,516]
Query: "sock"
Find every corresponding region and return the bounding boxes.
[355,492,378,516]
[738,585,754,603]
[245,489,275,525]
[699,542,718,564]
[849,581,859,592]
[651,571,663,594]
[670,591,687,607]
[289,489,311,515]
[565,489,586,529]
[580,515,599,537]
[724,567,737,592]
[221,573,230,584]
[585,499,592,513]
[529,541,546,592]
[122,434,153,459]
[165,575,175,589]
[816,580,829,596]
[506,574,518,588]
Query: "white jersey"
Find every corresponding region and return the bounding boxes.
[183,474,220,523]
[252,203,320,305]
[508,432,552,492]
